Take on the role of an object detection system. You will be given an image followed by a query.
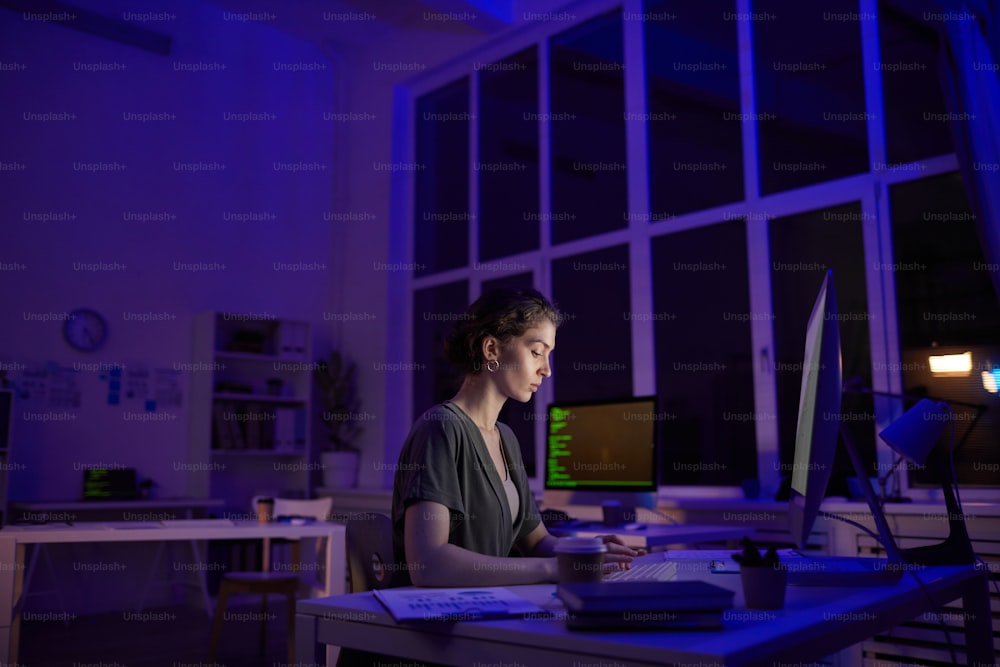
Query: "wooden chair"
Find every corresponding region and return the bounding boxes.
[208,496,333,664]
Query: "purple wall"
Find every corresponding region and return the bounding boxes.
[0,1,335,502]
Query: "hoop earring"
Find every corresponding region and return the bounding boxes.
[486,359,500,373]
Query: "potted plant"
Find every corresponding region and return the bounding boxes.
[732,537,787,610]
[313,350,363,488]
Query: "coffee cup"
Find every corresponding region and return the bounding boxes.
[256,497,274,524]
[554,536,607,583]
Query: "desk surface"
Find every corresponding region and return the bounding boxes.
[297,565,993,667]
[10,498,225,510]
[0,520,342,544]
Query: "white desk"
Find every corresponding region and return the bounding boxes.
[0,520,346,663]
[548,521,751,549]
[296,564,994,667]
[8,498,226,523]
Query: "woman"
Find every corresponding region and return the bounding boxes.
[391,288,639,586]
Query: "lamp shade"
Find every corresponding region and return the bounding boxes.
[878,398,949,465]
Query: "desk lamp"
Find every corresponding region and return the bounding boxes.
[878,399,976,565]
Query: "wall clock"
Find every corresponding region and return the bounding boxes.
[64,308,108,351]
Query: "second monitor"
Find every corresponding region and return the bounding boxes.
[544,396,659,524]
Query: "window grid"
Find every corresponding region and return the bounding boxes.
[396,0,989,499]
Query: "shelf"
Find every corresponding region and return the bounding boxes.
[190,311,314,509]
[214,351,309,364]
[211,449,307,456]
[212,393,307,404]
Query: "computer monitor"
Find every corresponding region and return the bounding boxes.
[543,396,658,520]
[788,270,842,550]
[786,270,973,566]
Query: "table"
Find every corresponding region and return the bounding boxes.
[296,564,994,667]
[8,498,226,523]
[0,520,346,663]
[548,521,751,549]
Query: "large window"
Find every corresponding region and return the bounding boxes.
[400,0,993,497]
[651,221,756,486]
[549,11,628,244]
[889,173,1000,487]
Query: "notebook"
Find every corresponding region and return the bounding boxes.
[374,587,550,622]
[557,580,735,631]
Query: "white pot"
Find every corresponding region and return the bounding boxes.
[321,450,359,489]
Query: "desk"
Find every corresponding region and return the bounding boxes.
[296,565,994,667]
[8,498,225,523]
[0,520,346,663]
[548,522,750,549]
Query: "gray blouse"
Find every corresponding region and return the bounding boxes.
[391,401,541,584]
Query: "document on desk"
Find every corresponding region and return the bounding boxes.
[103,521,164,529]
[373,587,549,622]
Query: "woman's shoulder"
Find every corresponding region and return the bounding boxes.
[410,402,467,434]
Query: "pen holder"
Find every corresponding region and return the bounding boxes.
[740,565,787,610]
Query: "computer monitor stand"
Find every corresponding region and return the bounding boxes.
[839,425,976,566]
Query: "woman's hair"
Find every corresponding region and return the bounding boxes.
[444,288,561,375]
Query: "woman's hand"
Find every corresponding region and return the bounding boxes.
[598,534,646,571]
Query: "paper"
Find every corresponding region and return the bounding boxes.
[373,587,549,622]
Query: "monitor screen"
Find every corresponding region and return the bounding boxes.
[544,396,658,492]
[788,270,843,549]
[82,468,139,500]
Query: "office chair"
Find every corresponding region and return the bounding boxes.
[208,496,333,664]
[345,512,402,592]
[336,512,432,667]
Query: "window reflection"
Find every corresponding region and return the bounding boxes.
[549,10,627,243]
[415,78,469,275]
[644,0,743,218]
[753,1,869,193]
[478,48,540,262]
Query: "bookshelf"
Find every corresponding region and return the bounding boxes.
[188,312,314,514]
[0,388,12,525]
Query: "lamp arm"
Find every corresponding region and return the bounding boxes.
[842,376,987,411]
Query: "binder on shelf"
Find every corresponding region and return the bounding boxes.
[274,407,296,451]
[227,402,247,450]
[244,402,261,450]
[293,408,306,450]
[277,322,296,358]
[212,402,233,449]
[293,322,307,358]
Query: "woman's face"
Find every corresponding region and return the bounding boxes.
[493,319,556,403]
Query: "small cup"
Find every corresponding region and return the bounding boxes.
[602,500,625,527]
[554,537,607,583]
[740,565,787,610]
[256,497,274,524]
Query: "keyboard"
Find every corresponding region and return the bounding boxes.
[664,549,904,586]
[605,560,678,582]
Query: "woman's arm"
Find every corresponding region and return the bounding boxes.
[517,522,644,564]
[404,501,558,586]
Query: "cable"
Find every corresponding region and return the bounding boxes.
[904,567,959,666]
[818,510,960,665]
[941,404,1000,601]
[817,510,883,547]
